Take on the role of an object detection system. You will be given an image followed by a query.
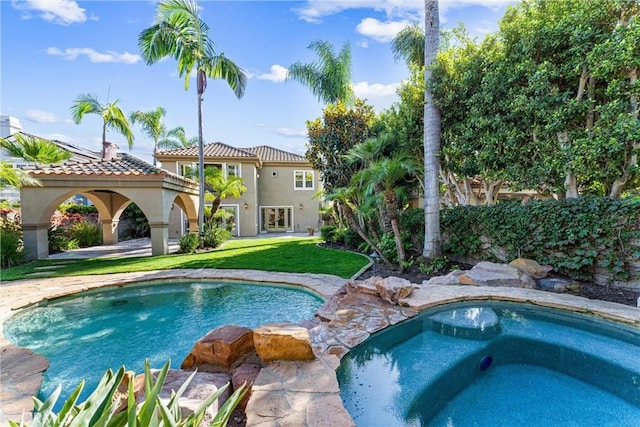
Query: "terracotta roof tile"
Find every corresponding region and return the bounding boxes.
[157,142,258,159]
[243,146,307,163]
[25,153,197,187]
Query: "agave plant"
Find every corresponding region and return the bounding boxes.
[10,359,246,427]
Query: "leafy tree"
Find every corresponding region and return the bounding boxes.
[139,0,247,234]
[70,93,134,157]
[129,107,187,165]
[202,166,246,224]
[287,40,354,105]
[423,0,442,258]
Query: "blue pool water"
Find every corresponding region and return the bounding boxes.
[4,280,322,408]
[337,302,640,426]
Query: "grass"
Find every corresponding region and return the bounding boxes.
[0,237,369,282]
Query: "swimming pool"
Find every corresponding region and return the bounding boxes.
[337,302,640,426]
[4,280,323,407]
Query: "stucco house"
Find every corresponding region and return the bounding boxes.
[155,143,322,237]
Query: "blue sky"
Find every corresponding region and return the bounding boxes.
[1,0,516,164]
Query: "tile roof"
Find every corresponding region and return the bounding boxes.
[6,132,101,162]
[157,142,258,159]
[25,153,197,187]
[244,146,308,163]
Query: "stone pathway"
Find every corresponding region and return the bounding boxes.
[1,269,639,426]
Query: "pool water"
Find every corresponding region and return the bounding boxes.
[337,302,640,426]
[4,281,322,408]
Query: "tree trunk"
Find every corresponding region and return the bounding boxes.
[423,0,442,259]
[342,202,394,269]
[197,90,206,235]
[385,191,405,273]
[557,131,579,198]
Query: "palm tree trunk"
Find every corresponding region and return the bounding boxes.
[423,0,442,259]
[197,91,205,234]
[101,123,107,159]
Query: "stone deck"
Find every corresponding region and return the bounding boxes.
[1,269,639,425]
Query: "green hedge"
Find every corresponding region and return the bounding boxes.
[435,197,640,281]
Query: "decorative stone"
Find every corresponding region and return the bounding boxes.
[352,277,382,295]
[538,277,581,293]
[137,369,231,426]
[375,276,416,303]
[112,370,144,414]
[509,258,552,279]
[253,322,316,363]
[423,273,461,286]
[181,325,254,372]
[462,262,537,288]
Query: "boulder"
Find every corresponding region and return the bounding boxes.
[181,325,254,372]
[461,262,537,288]
[112,370,145,414]
[423,273,462,286]
[375,276,416,303]
[509,258,552,279]
[538,277,581,293]
[253,322,316,363]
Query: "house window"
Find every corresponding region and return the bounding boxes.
[227,164,238,178]
[180,163,197,179]
[294,170,314,190]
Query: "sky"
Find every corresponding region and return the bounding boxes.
[1,0,517,164]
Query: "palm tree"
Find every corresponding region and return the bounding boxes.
[70,93,134,158]
[0,161,41,188]
[392,23,425,68]
[0,134,71,167]
[138,0,247,235]
[129,107,186,165]
[423,0,442,258]
[287,40,354,105]
[157,126,198,150]
[203,167,246,224]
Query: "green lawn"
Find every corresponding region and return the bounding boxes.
[0,237,369,282]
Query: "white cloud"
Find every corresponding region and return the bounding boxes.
[12,0,88,25]
[356,18,409,42]
[25,109,59,123]
[276,128,307,138]
[352,81,400,98]
[46,47,141,64]
[256,65,288,83]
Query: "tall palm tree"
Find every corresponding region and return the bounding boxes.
[129,107,186,165]
[423,0,442,258]
[70,93,134,158]
[287,40,354,105]
[138,0,247,235]
[157,126,198,150]
[392,23,425,68]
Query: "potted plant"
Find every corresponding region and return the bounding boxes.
[306,226,315,236]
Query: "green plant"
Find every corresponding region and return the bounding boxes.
[58,204,98,215]
[320,225,337,242]
[179,233,200,254]
[68,220,102,247]
[0,230,24,268]
[48,229,79,253]
[418,256,449,275]
[119,203,150,240]
[200,225,230,249]
[343,227,364,248]
[9,359,246,427]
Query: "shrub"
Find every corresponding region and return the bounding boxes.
[179,233,200,254]
[378,231,413,264]
[400,208,425,252]
[0,230,24,268]
[119,203,149,240]
[343,227,364,248]
[320,225,337,242]
[200,225,230,249]
[8,359,246,427]
[48,229,79,253]
[58,204,98,215]
[68,220,102,247]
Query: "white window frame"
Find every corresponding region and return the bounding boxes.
[294,170,314,190]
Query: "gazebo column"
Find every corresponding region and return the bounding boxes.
[149,222,169,256]
[188,217,199,234]
[22,223,50,261]
[101,219,119,245]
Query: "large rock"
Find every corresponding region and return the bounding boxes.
[112,370,145,414]
[509,258,552,279]
[231,359,263,410]
[253,322,316,363]
[458,262,537,288]
[538,277,581,293]
[181,325,254,372]
[137,369,231,426]
[375,276,416,303]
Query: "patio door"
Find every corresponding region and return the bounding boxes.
[261,207,291,232]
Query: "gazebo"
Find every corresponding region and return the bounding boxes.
[20,151,199,260]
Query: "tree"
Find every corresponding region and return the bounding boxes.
[70,93,134,158]
[157,127,198,150]
[0,161,41,188]
[287,40,354,105]
[0,133,71,167]
[139,0,247,234]
[392,23,425,68]
[202,166,246,224]
[129,107,186,165]
[423,0,442,258]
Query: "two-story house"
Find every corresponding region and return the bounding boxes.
[155,142,322,237]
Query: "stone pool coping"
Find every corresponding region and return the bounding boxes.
[1,269,639,425]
